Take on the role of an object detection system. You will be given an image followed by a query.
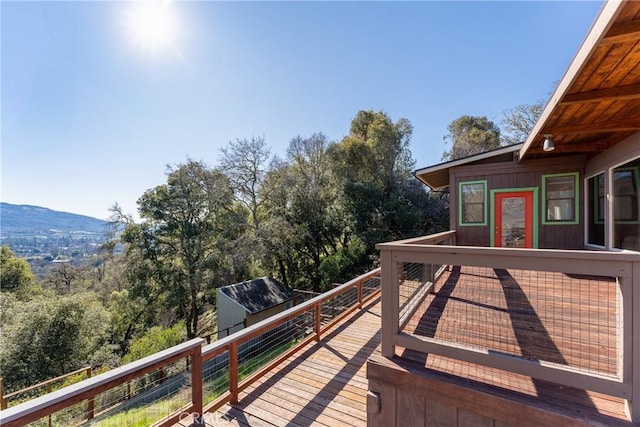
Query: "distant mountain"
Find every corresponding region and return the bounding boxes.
[0,202,107,234]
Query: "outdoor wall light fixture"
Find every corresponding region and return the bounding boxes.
[543,134,555,152]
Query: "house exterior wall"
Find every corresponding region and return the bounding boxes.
[584,132,640,251]
[449,154,587,249]
[216,289,247,339]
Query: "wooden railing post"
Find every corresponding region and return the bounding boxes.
[315,303,322,342]
[380,249,398,358]
[229,343,239,404]
[358,280,363,309]
[158,367,165,385]
[46,384,52,427]
[86,368,94,421]
[626,260,640,423]
[191,347,204,425]
[0,378,6,410]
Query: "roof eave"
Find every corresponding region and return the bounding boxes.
[414,143,524,190]
[519,0,626,161]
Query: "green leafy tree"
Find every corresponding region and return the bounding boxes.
[0,245,39,298]
[117,160,240,339]
[442,115,501,160]
[0,293,110,391]
[261,134,349,291]
[330,110,435,255]
[123,322,185,363]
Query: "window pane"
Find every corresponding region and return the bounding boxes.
[547,199,573,221]
[545,175,575,221]
[463,203,483,223]
[613,158,639,251]
[462,183,484,203]
[461,182,485,224]
[588,174,605,246]
[546,176,574,199]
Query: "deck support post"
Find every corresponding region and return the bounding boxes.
[381,249,398,358]
[191,346,204,425]
[0,378,6,410]
[86,368,94,421]
[229,342,239,405]
[625,260,640,423]
[315,303,322,342]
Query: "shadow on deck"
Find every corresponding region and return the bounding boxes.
[205,297,382,426]
[199,266,628,426]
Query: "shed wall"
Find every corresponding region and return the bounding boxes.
[216,289,247,339]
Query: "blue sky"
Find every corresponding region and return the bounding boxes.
[2,1,603,220]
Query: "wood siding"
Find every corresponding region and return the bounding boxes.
[367,355,631,427]
[450,154,587,249]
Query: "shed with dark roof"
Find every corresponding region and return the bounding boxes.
[216,277,293,339]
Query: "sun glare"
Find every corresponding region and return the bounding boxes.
[124,1,180,54]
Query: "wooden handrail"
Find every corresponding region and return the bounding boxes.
[375,243,638,275]
[2,366,92,402]
[384,230,456,246]
[0,339,204,427]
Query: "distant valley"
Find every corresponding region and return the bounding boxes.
[0,202,108,262]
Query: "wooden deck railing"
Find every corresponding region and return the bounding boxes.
[0,268,381,427]
[376,231,640,423]
[0,366,92,410]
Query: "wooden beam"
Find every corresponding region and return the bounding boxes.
[537,141,609,153]
[603,19,640,45]
[544,118,640,135]
[560,83,640,105]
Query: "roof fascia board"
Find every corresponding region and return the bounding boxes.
[415,144,523,178]
[519,0,626,161]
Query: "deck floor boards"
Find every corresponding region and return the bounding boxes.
[199,267,629,426]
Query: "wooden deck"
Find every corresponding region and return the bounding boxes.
[198,267,630,426]
[204,298,382,426]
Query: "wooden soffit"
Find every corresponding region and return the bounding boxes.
[415,144,523,190]
[520,0,640,160]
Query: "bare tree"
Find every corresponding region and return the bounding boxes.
[219,137,271,232]
[501,101,544,145]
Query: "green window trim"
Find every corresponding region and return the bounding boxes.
[489,187,539,248]
[541,172,579,225]
[458,180,487,226]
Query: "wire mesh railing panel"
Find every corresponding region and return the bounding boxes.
[88,359,191,426]
[401,264,618,378]
[321,288,357,323]
[22,359,193,427]
[362,276,381,298]
[236,309,315,381]
[202,351,229,406]
[398,262,444,328]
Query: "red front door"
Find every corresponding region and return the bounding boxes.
[494,191,534,248]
